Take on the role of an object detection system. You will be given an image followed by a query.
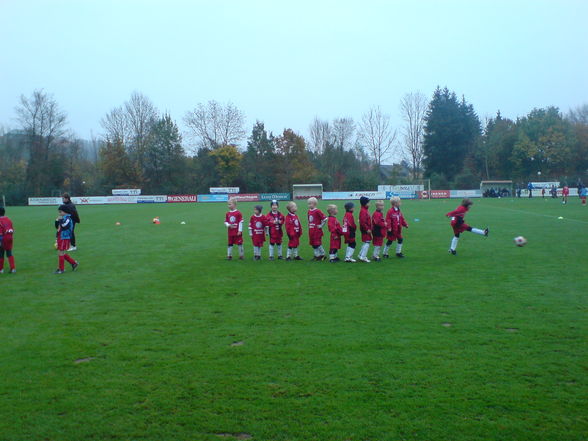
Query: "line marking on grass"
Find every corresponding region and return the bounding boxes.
[487,204,588,224]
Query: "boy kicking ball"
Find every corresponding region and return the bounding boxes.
[55,205,79,274]
[446,199,488,255]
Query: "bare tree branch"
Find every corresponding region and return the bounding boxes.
[332,117,355,150]
[399,92,428,179]
[358,106,397,166]
[184,100,245,150]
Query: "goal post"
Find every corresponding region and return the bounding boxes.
[480,180,514,197]
[292,184,323,200]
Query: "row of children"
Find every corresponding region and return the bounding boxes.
[0,205,79,275]
[225,196,409,262]
[225,196,489,261]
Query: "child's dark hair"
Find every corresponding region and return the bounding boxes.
[0,207,5,216]
[461,198,473,207]
[254,205,263,213]
[62,193,71,201]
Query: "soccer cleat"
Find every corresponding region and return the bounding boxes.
[396,253,405,258]
[71,262,79,271]
[54,269,65,274]
[372,257,381,262]
[318,255,326,261]
[226,256,233,260]
[68,246,77,251]
[278,256,284,260]
[345,258,357,263]
[239,256,244,260]
[449,249,457,255]
[358,257,371,263]
[254,256,261,261]
[383,254,389,259]
[268,256,274,261]
[9,269,16,274]
[484,228,489,237]
[294,256,303,260]
[286,257,292,261]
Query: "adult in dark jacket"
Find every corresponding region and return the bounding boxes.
[61,193,80,250]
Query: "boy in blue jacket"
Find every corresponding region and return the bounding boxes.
[54,205,79,274]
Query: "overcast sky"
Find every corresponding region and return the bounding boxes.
[1,0,587,158]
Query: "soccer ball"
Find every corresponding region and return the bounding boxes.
[514,236,527,247]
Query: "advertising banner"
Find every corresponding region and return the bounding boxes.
[378,185,424,192]
[210,187,239,194]
[385,191,417,199]
[112,189,141,196]
[198,194,229,202]
[450,189,482,198]
[323,191,387,200]
[72,196,139,205]
[28,197,62,206]
[137,195,167,203]
[167,195,197,203]
[418,190,451,199]
[231,194,260,202]
[530,181,560,189]
[259,193,291,201]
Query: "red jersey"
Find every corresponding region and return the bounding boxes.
[249,214,267,246]
[0,216,14,237]
[266,210,285,240]
[285,212,303,247]
[371,210,386,246]
[225,210,243,237]
[386,206,408,235]
[563,186,569,196]
[446,205,470,234]
[342,211,357,243]
[327,216,343,250]
[308,208,326,246]
[359,206,372,242]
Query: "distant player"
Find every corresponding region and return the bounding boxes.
[580,186,587,206]
[562,185,569,204]
[307,197,327,261]
[266,200,285,260]
[541,188,546,199]
[384,196,408,258]
[371,200,386,262]
[357,196,372,262]
[285,201,303,260]
[0,207,16,274]
[55,205,79,274]
[327,204,343,262]
[249,205,267,260]
[446,199,488,255]
[224,197,244,260]
[342,202,357,262]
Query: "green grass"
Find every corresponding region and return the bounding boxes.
[0,198,586,441]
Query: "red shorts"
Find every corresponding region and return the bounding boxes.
[1,236,13,251]
[386,231,403,242]
[372,235,384,246]
[269,232,283,245]
[228,233,243,246]
[361,231,372,243]
[251,234,265,247]
[329,236,341,250]
[308,230,323,247]
[451,221,470,235]
[57,239,71,251]
[288,236,300,248]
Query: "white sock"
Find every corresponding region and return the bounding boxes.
[294,247,299,257]
[227,246,233,257]
[255,246,261,256]
[287,248,292,258]
[318,245,325,256]
[277,244,282,257]
[383,244,390,255]
[329,253,336,260]
[238,245,244,257]
[471,228,485,236]
[451,237,459,251]
[396,243,403,254]
[313,247,320,257]
[345,246,354,259]
[269,245,274,258]
[372,246,381,258]
[360,242,369,258]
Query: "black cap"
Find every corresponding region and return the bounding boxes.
[58,204,68,212]
[360,196,370,206]
[344,202,354,211]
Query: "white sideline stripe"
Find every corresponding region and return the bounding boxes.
[488,204,588,225]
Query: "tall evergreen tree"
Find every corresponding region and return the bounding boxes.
[242,121,276,192]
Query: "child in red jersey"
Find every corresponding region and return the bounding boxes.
[249,205,267,260]
[307,197,327,261]
[371,200,387,262]
[384,196,408,258]
[224,197,244,260]
[342,202,357,263]
[285,201,303,260]
[266,200,285,260]
[327,204,343,262]
[562,185,570,204]
[446,199,488,255]
[54,206,79,274]
[0,207,16,274]
[357,196,372,262]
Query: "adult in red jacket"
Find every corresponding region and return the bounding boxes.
[358,196,372,262]
[384,197,409,258]
[342,202,357,262]
[446,199,488,255]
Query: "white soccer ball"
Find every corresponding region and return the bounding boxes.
[514,236,527,247]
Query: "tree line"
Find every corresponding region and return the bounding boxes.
[1,88,587,205]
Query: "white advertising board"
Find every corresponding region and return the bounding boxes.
[210,187,240,194]
[112,189,141,196]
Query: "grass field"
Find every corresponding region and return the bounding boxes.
[0,197,586,441]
